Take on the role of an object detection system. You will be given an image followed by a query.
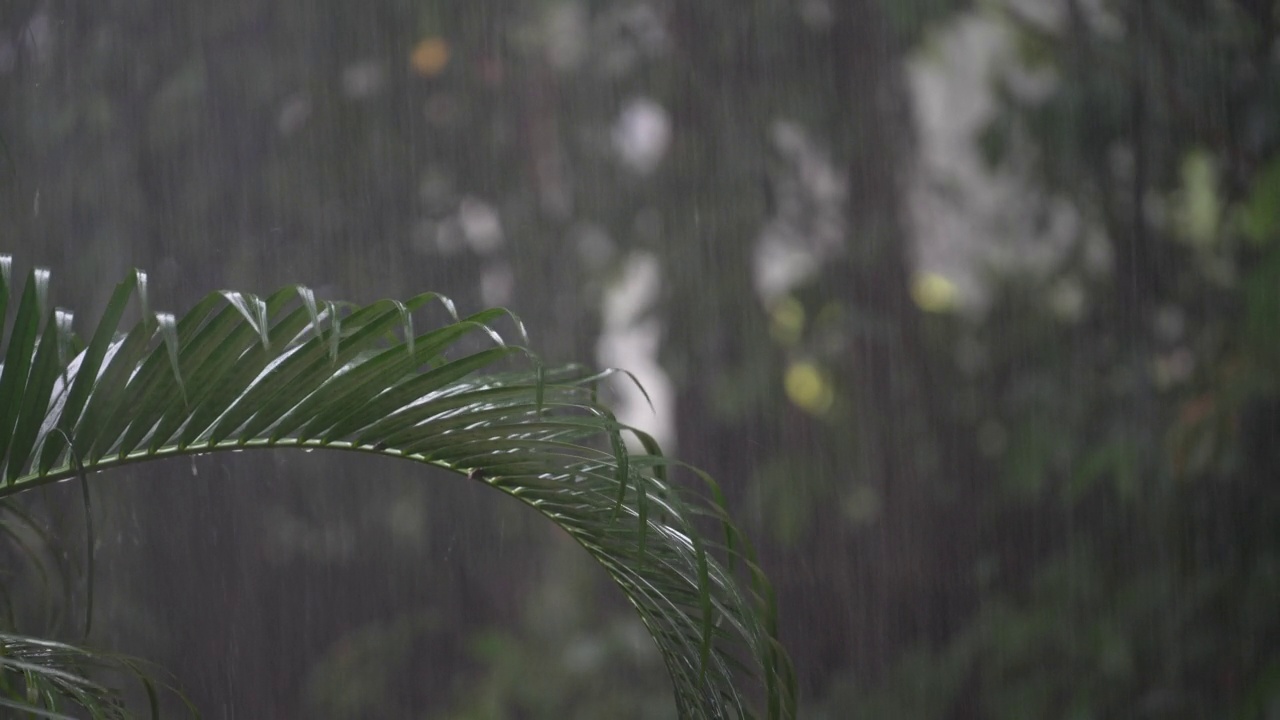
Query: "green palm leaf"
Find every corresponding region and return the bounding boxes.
[0,631,195,720]
[0,255,796,719]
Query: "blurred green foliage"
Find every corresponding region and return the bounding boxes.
[2,0,1278,716]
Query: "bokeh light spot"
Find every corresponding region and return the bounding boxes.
[784,361,833,415]
[770,296,805,345]
[911,272,957,313]
[410,38,451,77]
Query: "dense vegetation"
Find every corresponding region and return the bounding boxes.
[2,0,1276,716]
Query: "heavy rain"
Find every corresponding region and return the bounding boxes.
[1,0,1278,717]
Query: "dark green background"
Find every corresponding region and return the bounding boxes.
[3,0,1278,716]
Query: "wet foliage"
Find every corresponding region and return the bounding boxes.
[1,0,1277,717]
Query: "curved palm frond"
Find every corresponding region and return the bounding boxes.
[0,631,196,720]
[0,255,796,719]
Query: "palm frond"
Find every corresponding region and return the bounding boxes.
[0,631,190,720]
[0,255,796,719]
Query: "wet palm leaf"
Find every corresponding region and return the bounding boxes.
[0,255,796,719]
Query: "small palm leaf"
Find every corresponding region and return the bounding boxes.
[0,255,796,719]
